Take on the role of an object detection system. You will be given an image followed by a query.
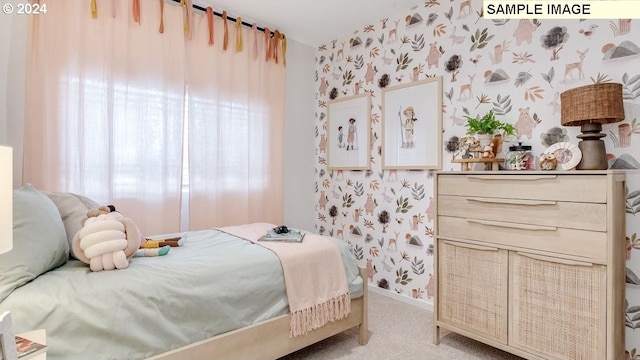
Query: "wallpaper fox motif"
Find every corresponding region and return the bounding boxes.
[314,0,640,354]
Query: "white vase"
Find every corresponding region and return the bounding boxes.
[476,133,493,147]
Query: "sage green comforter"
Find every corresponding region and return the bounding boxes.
[0,229,363,360]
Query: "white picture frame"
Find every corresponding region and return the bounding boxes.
[326,93,371,170]
[381,76,443,169]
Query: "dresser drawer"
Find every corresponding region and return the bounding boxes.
[437,216,606,260]
[437,174,606,203]
[437,195,607,232]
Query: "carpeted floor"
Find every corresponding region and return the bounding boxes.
[279,291,525,360]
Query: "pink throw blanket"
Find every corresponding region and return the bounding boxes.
[217,222,351,337]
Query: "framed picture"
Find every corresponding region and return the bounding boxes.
[327,93,371,170]
[381,76,443,169]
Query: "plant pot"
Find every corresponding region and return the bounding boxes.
[476,133,493,147]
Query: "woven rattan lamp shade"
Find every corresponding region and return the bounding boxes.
[561,83,624,126]
[560,83,624,169]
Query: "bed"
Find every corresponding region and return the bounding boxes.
[0,185,368,360]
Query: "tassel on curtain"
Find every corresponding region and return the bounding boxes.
[180,0,193,39]
[206,7,214,46]
[282,33,287,66]
[235,17,243,52]
[222,10,229,51]
[252,24,258,60]
[158,0,164,33]
[272,30,280,64]
[186,0,193,39]
[91,0,98,18]
[111,0,116,18]
[264,27,271,61]
[132,0,140,24]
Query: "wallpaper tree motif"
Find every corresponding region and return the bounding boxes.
[314,0,640,354]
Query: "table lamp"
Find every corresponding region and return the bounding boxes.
[0,146,15,360]
[560,83,625,170]
[0,145,12,254]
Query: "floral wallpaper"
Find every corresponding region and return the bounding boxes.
[313,0,640,354]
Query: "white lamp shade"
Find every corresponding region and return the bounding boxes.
[0,146,12,254]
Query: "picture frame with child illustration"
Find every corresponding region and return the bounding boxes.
[381,76,443,169]
[326,93,371,170]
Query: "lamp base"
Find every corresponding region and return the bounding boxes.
[576,122,608,170]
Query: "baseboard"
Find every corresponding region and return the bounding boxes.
[368,286,434,312]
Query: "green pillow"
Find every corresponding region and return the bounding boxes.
[0,184,69,302]
[46,192,99,259]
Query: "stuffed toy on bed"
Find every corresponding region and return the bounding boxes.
[71,205,169,272]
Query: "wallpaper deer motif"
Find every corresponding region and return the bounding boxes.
[314,0,640,354]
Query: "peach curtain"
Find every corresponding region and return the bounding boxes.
[23,0,285,234]
[185,14,285,229]
[23,0,186,235]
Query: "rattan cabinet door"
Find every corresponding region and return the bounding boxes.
[437,240,509,344]
[509,251,607,360]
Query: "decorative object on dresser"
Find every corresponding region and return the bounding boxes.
[451,135,505,171]
[451,157,504,171]
[505,142,534,170]
[538,152,558,171]
[463,109,516,146]
[434,171,626,360]
[541,141,582,171]
[560,83,625,170]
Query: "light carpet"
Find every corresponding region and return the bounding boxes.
[279,291,524,360]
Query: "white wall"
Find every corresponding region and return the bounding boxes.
[283,39,316,231]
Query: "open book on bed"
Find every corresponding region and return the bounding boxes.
[258,228,305,243]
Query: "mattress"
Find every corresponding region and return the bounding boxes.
[0,229,363,360]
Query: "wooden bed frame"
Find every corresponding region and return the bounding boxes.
[149,267,369,360]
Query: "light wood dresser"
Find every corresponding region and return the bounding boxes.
[433,171,626,360]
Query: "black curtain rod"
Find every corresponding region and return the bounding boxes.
[170,0,274,36]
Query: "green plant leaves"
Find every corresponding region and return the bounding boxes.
[464,110,515,135]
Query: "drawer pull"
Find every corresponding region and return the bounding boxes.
[443,240,498,251]
[467,175,558,181]
[517,252,594,267]
[467,197,557,206]
[467,219,557,231]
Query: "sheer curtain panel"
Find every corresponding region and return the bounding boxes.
[186,14,286,229]
[23,0,186,234]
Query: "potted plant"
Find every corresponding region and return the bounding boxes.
[464,110,516,146]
